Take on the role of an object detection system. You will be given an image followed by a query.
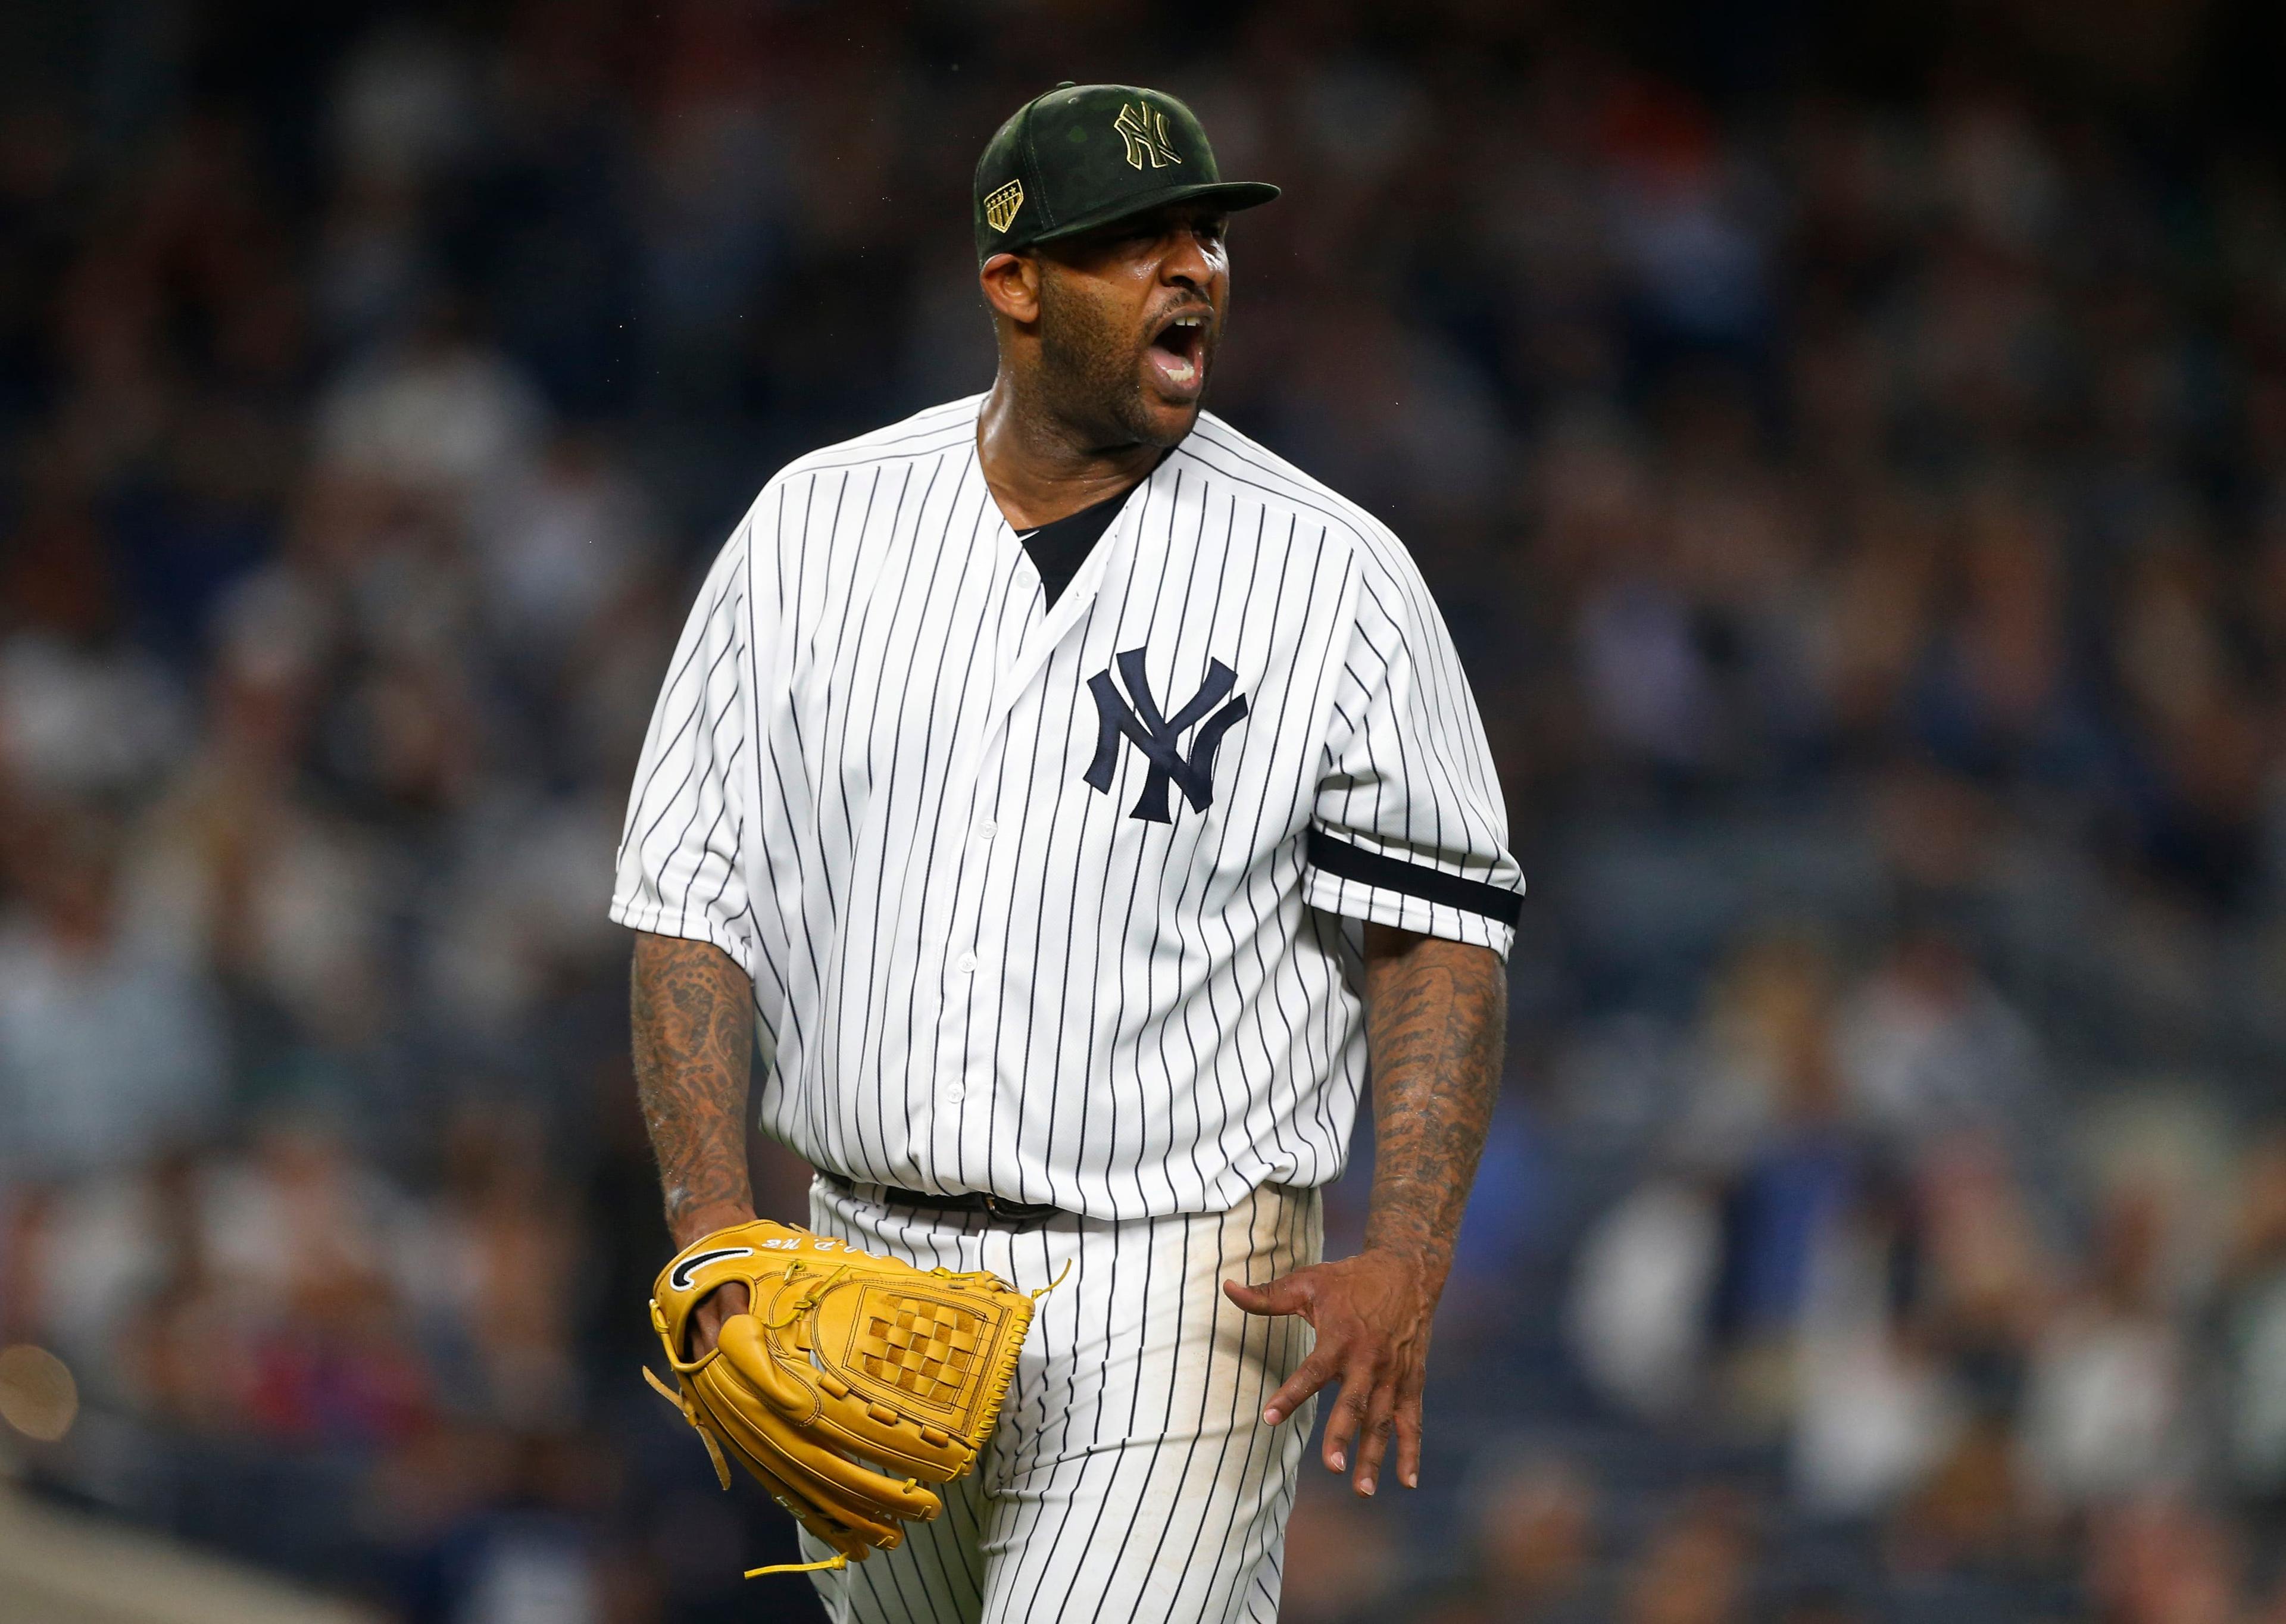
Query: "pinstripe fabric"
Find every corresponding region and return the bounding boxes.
[798,1178,1322,1624]
[610,394,1522,1219]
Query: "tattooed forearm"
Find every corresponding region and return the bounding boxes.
[1359,923,1506,1286]
[630,930,757,1246]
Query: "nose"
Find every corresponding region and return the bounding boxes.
[1160,224,1217,293]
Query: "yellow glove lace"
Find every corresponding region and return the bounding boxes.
[917,1257,1073,1298]
[757,1261,853,1329]
[1030,1257,1075,1300]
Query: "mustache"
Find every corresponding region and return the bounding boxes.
[1142,299,1217,342]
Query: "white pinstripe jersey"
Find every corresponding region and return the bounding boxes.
[611,395,1523,1220]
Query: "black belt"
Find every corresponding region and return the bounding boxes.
[820,1171,1064,1232]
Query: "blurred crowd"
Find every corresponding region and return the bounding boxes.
[4,2,2286,1620]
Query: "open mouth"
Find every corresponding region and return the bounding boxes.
[1144,307,1210,399]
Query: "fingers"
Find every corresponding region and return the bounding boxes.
[1227,1270,1319,1427]
[690,1280,753,1357]
[1260,1342,1341,1428]
[1349,1370,1400,1496]
[1394,1364,1426,1491]
[1222,1273,1310,1317]
[1320,1346,1383,1489]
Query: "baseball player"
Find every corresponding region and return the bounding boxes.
[614,82,1522,1623]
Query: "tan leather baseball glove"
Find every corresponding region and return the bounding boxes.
[644,1220,1035,1576]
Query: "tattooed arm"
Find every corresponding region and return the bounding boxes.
[631,929,758,1351]
[1224,922,1506,1497]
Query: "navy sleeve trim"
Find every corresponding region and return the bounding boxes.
[1306,827,1522,927]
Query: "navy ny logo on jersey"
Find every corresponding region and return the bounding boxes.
[1083,649,1249,823]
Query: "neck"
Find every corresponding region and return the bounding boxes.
[977,370,1166,530]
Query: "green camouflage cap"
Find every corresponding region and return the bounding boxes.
[973,82,1279,261]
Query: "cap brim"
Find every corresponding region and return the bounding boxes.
[1026,180,1281,248]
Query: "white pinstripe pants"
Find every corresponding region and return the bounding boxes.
[798,1178,1323,1624]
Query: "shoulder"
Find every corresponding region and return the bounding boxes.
[713,396,983,566]
[770,395,983,484]
[1173,414,1436,614]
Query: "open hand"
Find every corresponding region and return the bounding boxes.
[1223,1247,1438,1497]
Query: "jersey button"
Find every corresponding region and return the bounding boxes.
[955,951,978,973]
[976,820,997,841]
[941,1080,967,1103]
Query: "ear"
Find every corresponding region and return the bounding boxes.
[980,252,1041,326]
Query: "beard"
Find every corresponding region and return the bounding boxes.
[1034,269,1208,449]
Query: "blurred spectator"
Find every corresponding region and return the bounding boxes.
[1832,927,2042,1148]
[0,507,187,798]
[1619,1489,1753,1624]
[1471,1454,1601,1620]
[402,1108,582,1429]
[316,301,545,511]
[1790,1163,1963,1519]
[127,601,389,1052]
[1569,1173,1721,1419]
[2019,1183,2197,1508]
[2085,1497,2244,1624]
[1280,1481,1398,1624]
[0,805,226,1182]
[194,1114,433,1447]
[2221,1135,2286,1502]
[395,1434,616,1624]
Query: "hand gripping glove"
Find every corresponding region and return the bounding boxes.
[644,1220,1036,1577]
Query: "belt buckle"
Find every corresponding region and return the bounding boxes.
[979,1192,1049,1231]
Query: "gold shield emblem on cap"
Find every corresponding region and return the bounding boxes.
[1113,102,1181,170]
[983,179,1025,233]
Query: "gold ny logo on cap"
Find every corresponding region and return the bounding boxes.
[983,179,1025,233]
[1113,102,1181,170]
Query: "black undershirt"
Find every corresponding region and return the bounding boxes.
[1013,489,1130,611]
